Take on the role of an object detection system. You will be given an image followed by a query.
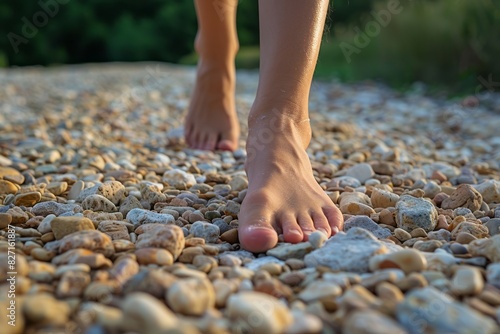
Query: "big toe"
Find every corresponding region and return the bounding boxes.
[238,224,278,253]
[217,138,237,151]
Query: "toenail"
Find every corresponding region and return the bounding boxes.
[289,229,302,236]
[332,226,340,234]
[317,228,328,236]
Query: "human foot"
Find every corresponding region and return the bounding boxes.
[238,107,344,253]
[185,57,240,151]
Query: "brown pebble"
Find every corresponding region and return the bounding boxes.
[376,282,404,303]
[0,213,12,229]
[456,232,478,244]
[14,191,42,207]
[396,273,428,291]
[41,232,55,243]
[410,228,428,238]
[465,297,498,318]
[220,228,239,244]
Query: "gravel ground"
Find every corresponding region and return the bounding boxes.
[1,63,500,334]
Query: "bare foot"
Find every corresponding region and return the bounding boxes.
[185,57,240,151]
[238,106,344,253]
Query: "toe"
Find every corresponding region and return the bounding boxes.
[203,133,217,151]
[311,211,331,237]
[297,213,315,241]
[281,214,303,243]
[239,223,278,253]
[217,139,236,151]
[323,206,344,235]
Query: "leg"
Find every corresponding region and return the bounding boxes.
[185,0,240,151]
[238,0,343,253]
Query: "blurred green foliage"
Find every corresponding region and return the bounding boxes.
[317,0,500,93]
[1,0,499,93]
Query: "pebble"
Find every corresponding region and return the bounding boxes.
[395,195,438,232]
[121,293,179,333]
[163,169,196,189]
[441,184,483,211]
[344,309,407,334]
[58,230,115,257]
[468,235,500,262]
[298,281,342,303]
[371,188,400,208]
[396,287,497,334]
[344,215,392,239]
[190,221,220,243]
[126,208,175,227]
[56,270,91,298]
[135,224,185,259]
[14,191,41,206]
[267,242,313,260]
[50,216,95,240]
[226,292,293,334]
[97,220,130,240]
[32,201,82,216]
[135,247,174,266]
[119,194,143,217]
[308,230,328,249]
[485,264,500,292]
[305,228,401,273]
[485,218,500,236]
[451,266,484,296]
[369,249,427,274]
[77,181,126,205]
[166,278,215,316]
[0,212,12,229]
[82,194,117,212]
[344,163,375,183]
[23,293,71,326]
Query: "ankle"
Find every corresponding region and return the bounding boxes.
[195,35,239,63]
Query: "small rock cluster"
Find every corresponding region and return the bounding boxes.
[1,64,500,333]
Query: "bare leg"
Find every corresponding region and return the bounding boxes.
[238,0,343,253]
[186,0,240,151]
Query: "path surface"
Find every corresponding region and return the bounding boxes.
[1,63,500,333]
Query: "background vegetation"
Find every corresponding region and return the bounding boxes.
[1,0,499,94]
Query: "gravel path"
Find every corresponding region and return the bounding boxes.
[1,63,500,334]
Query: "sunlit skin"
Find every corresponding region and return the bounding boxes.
[188,0,344,253]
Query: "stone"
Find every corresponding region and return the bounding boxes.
[140,182,167,206]
[473,179,500,203]
[395,195,438,232]
[369,249,427,274]
[122,293,179,334]
[344,163,375,183]
[14,191,41,206]
[423,253,459,275]
[163,169,196,189]
[0,166,25,184]
[344,216,391,239]
[267,242,313,260]
[394,228,412,242]
[56,271,91,298]
[6,206,29,224]
[413,240,443,253]
[308,230,328,249]
[220,228,239,244]
[451,266,484,296]
[97,220,130,240]
[469,235,500,262]
[485,218,500,236]
[32,201,82,216]
[67,180,84,200]
[456,232,477,244]
[441,184,483,211]
[166,278,215,316]
[344,309,407,334]
[451,221,489,239]
[82,194,117,212]
[190,221,220,243]
[298,281,342,303]
[224,200,241,217]
[0,212,12,229]
[23,293,70,326]
[58,230,115,257]
[304,228,401,273]
[486,263,500,289]
[119,194,143,217]
[51,216,95,240]
[396,287,497,334]
[77,181,126,205]
[230,175,248,191]
[52,249,113,269]
[135,224,185,260]
[329,176,361,188]
[126,208,175,227]
[123,269,177,299]
[226,292,293,334]
[0,179,18,194]
[285,310,322,334]
[371,188,400,208]
[135,247,174,266]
